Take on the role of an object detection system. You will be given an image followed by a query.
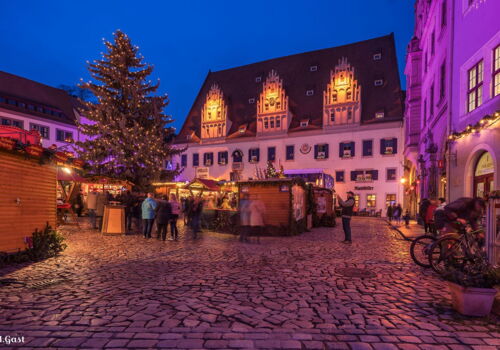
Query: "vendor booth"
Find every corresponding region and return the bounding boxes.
[81,176,132,200]
[312,187,336,227]
[238,178,307,235]
[284,168,334,189]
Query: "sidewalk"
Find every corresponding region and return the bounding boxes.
[387,219,426,240]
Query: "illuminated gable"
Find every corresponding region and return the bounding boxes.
[323,57,361,126]
[201,84,229,139]
[257,70,291,134]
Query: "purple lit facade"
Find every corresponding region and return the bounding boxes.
[404,0,499,210]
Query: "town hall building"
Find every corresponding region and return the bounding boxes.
[174,34,405,214]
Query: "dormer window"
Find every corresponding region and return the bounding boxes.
[238,125,247,133]
[248,98,255,104]
[309,65,318,72]
[373,53,382,61]
[300,120,309,128]
[306,89,314,96]
[374,79,384,86]
[375,111,385,119]
[255,76,262,83]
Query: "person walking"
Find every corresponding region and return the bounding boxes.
[169,194,181,240]
[386,203,394,223]
[419,199,431,232]
[141,193,157,238]
[393,203,403,226]
[86,189,98,229]
[95,191,108,231]
[73,190,84,217]
[425,199,438,236]
[190,196,203,239]
[132,195,143,234]
[248,195,266,243]
[155,195,172,241]
[121,191,135,233]
[338,191,355,244]
[239,194,251,242]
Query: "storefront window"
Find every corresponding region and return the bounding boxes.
[385,194,396,208]
[367,194,376,208]
[474,151,494,198]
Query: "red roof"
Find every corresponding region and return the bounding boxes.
[177,34,404,144]
[0,71,82,125]
[187,178,220,191]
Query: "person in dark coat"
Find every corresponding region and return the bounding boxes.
[338,191,355,244]
[419,199,431,232]
[386,204,394,222]
[155,195,172,241]
[121,191,135,233]
[442,197,486,231]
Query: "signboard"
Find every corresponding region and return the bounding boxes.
[475,152,494,176]
[196,167,209,179]
[354,186,374,191]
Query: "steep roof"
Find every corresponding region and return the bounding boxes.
[0,71,81,125]
[177,34,404,143]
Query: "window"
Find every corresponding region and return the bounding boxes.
[309,65,318,72]
[192,153,199,167]
[430,83,435,117]
[375,111,384,119]
[306,90,314,96]
[330,111,335,122]
[248,98,255,104]
[248,148,260,163]
[315,144,329,159]
[335,171,345,183]
[385,194,396,208]
[440,62,446,100]
[56,129,73,142]
[0,96,5,103]
[255,76,261,83]
[380,138,398,155]
[373,53,382,61]
[353,194,360,208]
[374,79,384,86]
[362,140,373,157]
[386,168,397,181]
[493,45,500,97]
[264,118,269,129]
[238,125,247,133]
[347,109,353,120]
[300,120,309,127]
[351,170,378,182]
[270,119,275,128]
[441,1,447,28]
[181,154,187,167]
[467,60,483,112]
[286,145,294,161]
[366,194,376,208]
[7,99,17,106]
[203,152,214,166]
[267,147,276,162]
[218,151,228,165]
[29,123,49,139]
[232,150,243,163]
[1,117,23,129]
[276,117,281,128]
[339,142,355,158]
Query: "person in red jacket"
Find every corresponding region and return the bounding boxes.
[425,199,438,235]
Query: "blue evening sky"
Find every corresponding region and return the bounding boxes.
[0,0,414,130]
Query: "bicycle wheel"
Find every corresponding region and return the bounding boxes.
[428,237,463,273]
[410,235,437,268]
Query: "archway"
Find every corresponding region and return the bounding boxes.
[473,151,495,198]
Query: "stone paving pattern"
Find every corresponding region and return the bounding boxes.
[0,218,498,349]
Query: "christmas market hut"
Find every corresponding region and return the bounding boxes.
[0,127,83,252]
[80,176,133,199]
[238,178,307,235]
[311,187,336,227]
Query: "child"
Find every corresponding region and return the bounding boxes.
[403,210,411,228]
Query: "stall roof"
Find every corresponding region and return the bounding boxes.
[284,168,327,175]
[57,168,87,182]
[187,178,220,191]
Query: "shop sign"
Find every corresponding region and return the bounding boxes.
[475,152,494,176]
[354,186,374,190]
[196,167,209,179]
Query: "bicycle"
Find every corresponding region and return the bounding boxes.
[410,234,437,268]
[427,223,485,273]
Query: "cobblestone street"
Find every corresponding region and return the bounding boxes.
[0,218,498,349]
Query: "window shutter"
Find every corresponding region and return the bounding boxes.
[350,171,358,181]
[371,170,379,180]
[339,143,344,158]
[314,145,318,159]
[248,149,252,162]
[380,139,386,155]
[324,144,329,159]
[392,138,398,154]
[256,149,260,162]
[350,142,355,157]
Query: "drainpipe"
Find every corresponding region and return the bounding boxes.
[446,0,456,203]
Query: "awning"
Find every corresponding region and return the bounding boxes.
[187,178,220,191]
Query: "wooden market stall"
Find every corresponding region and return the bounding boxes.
[312,187,336,227]
[238,178,307,235]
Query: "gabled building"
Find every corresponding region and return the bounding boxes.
[0,71,84,151]
[174,34,405,214]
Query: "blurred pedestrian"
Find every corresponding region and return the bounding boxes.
[239,193,251,242]
[169,194,180,240]
[95,191,108,231]
[141,193,157,238]
[190,196,203,239]
[426,199,438,235]
[386,204,394,222]
[155,195,172,241]
[249,194,265,243]
[87,189,98,229]
[393,203,403,226]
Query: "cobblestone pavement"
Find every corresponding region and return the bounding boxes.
[0,218,498,349]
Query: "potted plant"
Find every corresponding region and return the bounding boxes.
[440,257,500,317]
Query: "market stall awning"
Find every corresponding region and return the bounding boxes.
[187,178,220,191]
[57,168,87,182]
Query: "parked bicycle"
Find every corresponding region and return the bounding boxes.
[427,223,485,273]
[410,234,437,268]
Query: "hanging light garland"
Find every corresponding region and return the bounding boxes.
[447,110,500,142]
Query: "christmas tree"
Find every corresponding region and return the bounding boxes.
[77,30,181,191]
[264,160,278,178]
